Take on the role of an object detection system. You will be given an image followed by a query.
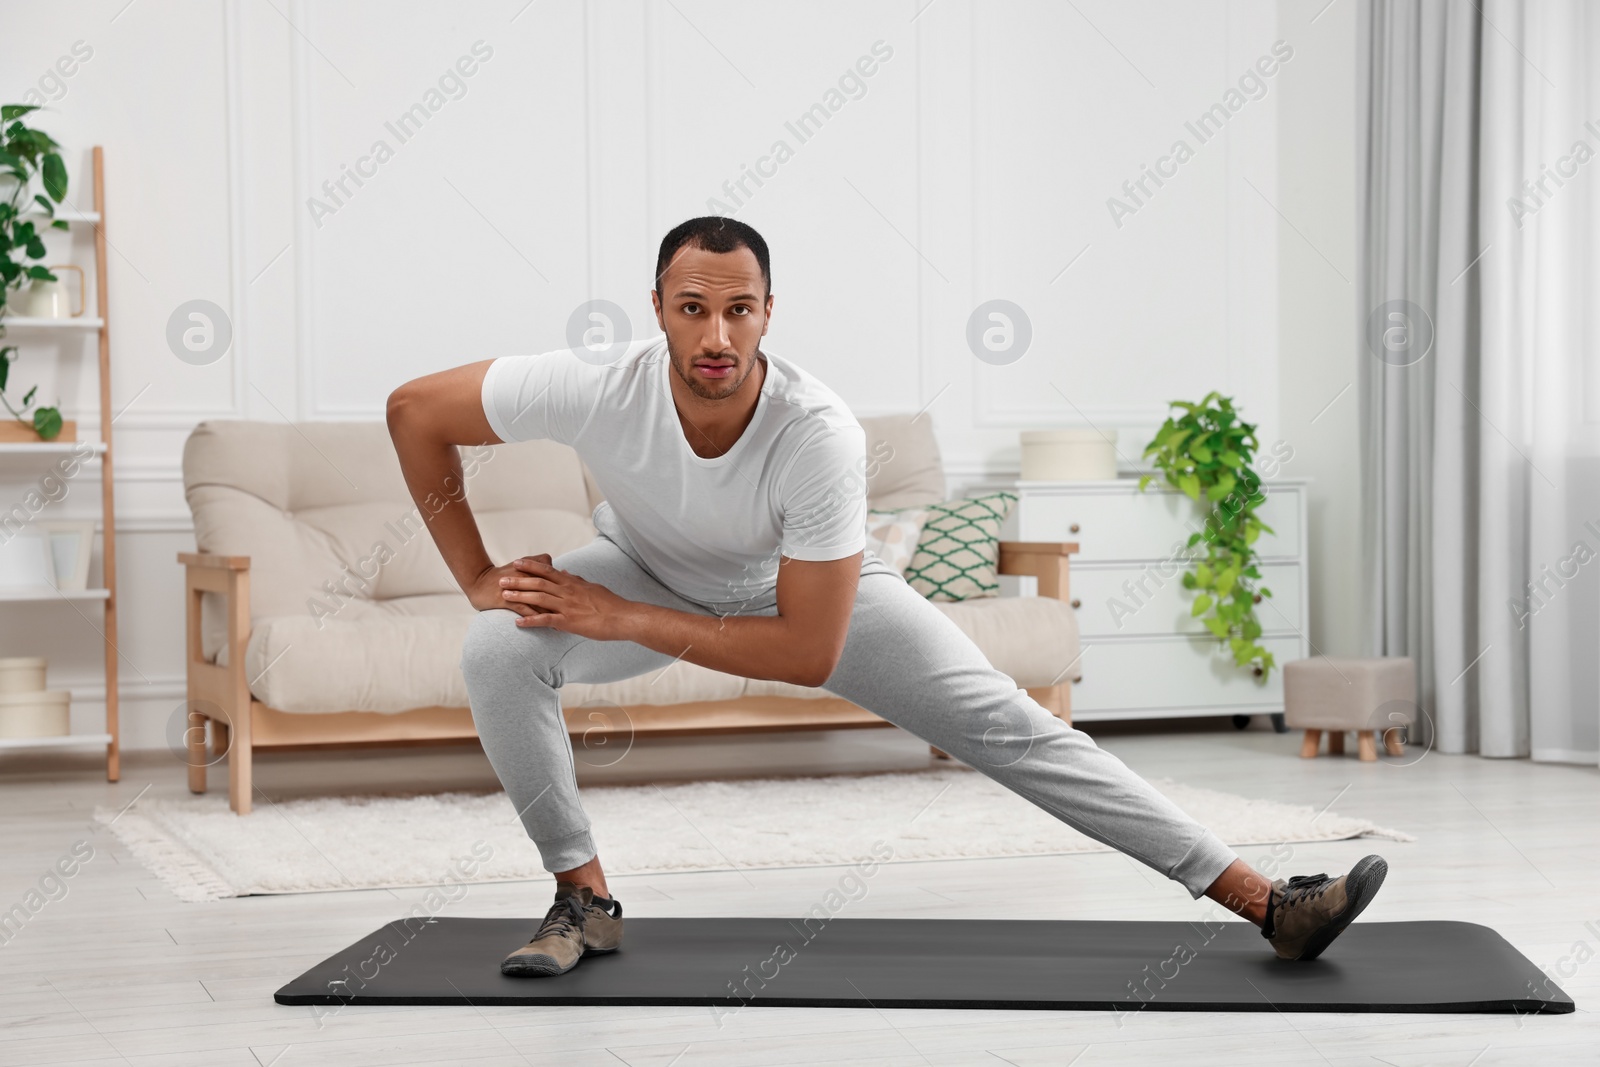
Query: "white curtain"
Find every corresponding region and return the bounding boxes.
[1359,0,1599,765]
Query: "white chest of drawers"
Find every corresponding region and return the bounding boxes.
[1001,476,1311,725]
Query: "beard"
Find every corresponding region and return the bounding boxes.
[665,333,761,401]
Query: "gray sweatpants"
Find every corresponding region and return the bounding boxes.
[459,504,1240,900]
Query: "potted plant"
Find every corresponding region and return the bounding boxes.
[0,102,69,441]
[1138,391,1276,680]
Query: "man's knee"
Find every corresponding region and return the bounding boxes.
[459,608,562,685]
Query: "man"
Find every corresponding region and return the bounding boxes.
[386,216,1388,979]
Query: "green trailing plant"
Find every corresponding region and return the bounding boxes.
[0,102,68,440]
[1138,390,1276,679]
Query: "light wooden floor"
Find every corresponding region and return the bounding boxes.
[2,717,1596,1067]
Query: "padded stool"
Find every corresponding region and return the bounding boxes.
[1283,656,1415,761]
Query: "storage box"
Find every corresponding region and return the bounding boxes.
[1020,428,1118,481]
[0,656,47,694]
[0,689,71,737]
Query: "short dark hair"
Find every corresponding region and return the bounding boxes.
[655,216,771,301]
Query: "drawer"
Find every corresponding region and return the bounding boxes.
[1067,561,1302,638]
[1068,634,1303,716]
[1017,484,1301,561]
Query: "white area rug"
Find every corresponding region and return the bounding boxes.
[95,767,1414,902]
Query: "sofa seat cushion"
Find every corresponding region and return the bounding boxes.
[233,592,1082,714]
[735,596,1084,701]
[229,598,747,715]
[937,596,1082,689]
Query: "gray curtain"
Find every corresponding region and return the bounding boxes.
[1359,0,1600,764]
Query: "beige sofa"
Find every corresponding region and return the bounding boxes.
[178,414,1082,813]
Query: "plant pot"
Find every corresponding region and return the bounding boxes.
[0,656,47,694]
[0,419,76,444]
[1020,428,1118,481]
[0,689,71,737]
[0,528,55,590]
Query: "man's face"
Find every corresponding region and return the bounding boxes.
[651,243,773,401]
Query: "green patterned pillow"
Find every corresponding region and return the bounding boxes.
[903,491,1018,601]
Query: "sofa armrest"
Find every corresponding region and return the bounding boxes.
[997,540,1079,602]
[178,552,252,668]
[178,551,256,807]
[179,551,251,571]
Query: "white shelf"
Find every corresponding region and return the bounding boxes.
[20,208,100,223]
[0,440,107,455]
[1,145,120,783]
[0,733,112,752]
[0,316,104,330]
[0,587,110,603]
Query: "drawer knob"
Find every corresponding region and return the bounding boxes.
[1069,522,1081,533]
[1252,665,1264,677]
[1253,593,1262,603]
[1072,676,1082,684]
[1070,598,1081,609]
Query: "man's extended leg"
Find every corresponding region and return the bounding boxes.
[816,568,1389,959]
[818,569,1243,899]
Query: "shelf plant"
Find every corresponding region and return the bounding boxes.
[1138,390,1276,679]
[0,102,68,440]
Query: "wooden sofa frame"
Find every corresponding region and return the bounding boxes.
[180,541,1078,813]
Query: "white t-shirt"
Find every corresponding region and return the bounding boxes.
[481,334,889,607]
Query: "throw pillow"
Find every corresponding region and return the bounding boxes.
[903,491,1018,601]
[865,507,930,576]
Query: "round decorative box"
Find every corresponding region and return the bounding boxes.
[0,689,71,738]
[1020,428,1119,481]
[0,656,48,694]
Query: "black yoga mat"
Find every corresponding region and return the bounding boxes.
[275,916,1573,1014]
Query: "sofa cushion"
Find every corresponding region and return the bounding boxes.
[904,491,1019,601]
[936,595,1082,688]
[232,592,1080,714]
[857,413,946,509]
[230,597,749,714]
[184,420,598,661]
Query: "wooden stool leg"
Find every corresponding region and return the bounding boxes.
[1299,729,1322,759]
[1327,730,1345,756]
[930,745,952,760]
[1357,730,1378,761]
[1383,729,1405,757]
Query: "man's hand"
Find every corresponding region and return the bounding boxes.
[472,553,634,640]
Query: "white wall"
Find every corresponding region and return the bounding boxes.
[0,0,1356,752]
[1274,0,1361,659]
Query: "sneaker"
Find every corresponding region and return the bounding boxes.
[1262,854,1387,961]
[500,881,624,977]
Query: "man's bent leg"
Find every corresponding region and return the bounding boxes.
[459,533,708,875]
[820,571,1242,900]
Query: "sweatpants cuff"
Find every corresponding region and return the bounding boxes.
[1171,828,1239,900]
[537,825,598,873]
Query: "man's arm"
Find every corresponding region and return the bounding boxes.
[500,550,861,688]
[386,361,530,613]
[618,551,860,687]
[392,357,861,685]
